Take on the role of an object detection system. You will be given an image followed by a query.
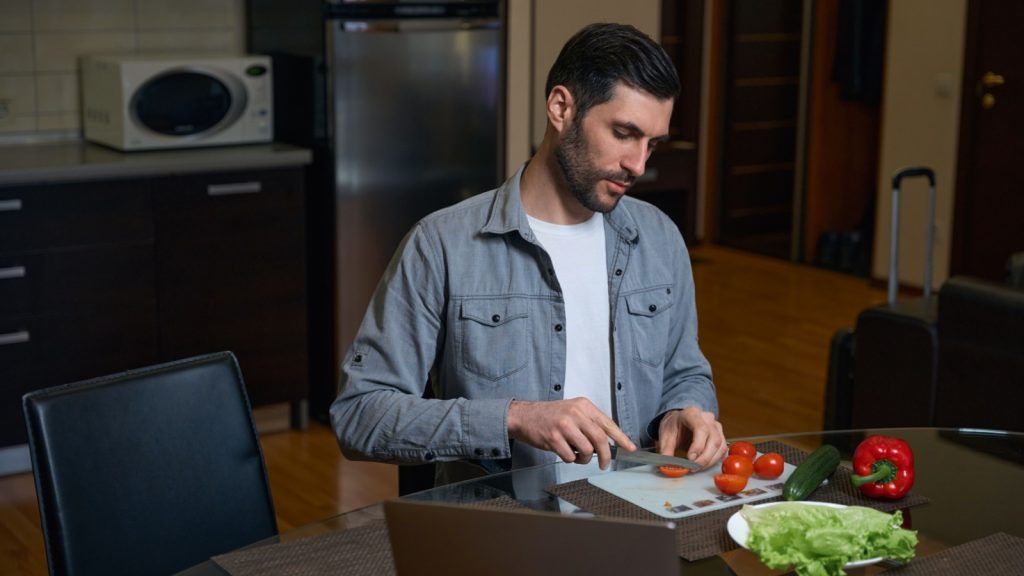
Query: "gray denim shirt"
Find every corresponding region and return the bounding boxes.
[330,165,716,473]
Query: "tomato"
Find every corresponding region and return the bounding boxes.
[721,454,754,477]
[714,473,749,495]
[658,465,690,478]
[728,441,757,459]
[754,452,785,479]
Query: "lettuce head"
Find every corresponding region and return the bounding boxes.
[739,502,917,576]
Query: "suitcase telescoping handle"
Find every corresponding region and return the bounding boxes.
[889,166,936,305]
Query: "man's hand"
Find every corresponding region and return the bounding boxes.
[657,406,727,469]
[507,398,636,469]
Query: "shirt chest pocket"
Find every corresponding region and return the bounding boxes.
[624,287,674,367]
[457,298,529,381]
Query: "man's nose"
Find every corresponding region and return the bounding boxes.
[622,144,648,177]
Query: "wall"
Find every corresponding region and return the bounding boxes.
[505,0,532,173]
[803,0,881,267]
[872,0,968,290]
[530,0,661,151]
[0,0,245,139]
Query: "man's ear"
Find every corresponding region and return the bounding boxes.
[546,85,575,133]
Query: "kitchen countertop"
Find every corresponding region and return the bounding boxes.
[0,140,312,186]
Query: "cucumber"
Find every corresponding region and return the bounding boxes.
[783,444,841,501]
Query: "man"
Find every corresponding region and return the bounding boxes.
[331,23,726,483]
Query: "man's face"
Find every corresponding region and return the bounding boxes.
[554,83,673,213]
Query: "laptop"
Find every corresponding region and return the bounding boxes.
[384,499,679,576]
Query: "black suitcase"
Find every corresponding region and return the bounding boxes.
[823,327,855,430]
[824,167,939,429]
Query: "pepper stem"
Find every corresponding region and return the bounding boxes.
[851,459,897,487]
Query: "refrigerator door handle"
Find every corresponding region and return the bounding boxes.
[336,19,500,33]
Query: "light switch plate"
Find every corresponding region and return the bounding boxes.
[0,99,13,126]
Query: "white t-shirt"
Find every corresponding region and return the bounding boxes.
[527,212,612,419]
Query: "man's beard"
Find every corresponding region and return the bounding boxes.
[554,118,636,214]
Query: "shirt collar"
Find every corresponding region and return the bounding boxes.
[481,162,640,244]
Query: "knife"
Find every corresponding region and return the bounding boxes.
[615,449,703,471]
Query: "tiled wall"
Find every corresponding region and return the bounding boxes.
[0,0,246,138]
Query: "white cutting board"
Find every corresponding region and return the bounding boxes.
[588,458,797,519]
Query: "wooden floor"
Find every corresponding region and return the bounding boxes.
[0,244,886,575]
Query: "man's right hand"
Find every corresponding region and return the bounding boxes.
[506,398,637,470]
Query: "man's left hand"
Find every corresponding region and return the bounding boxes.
[657,406,727,469]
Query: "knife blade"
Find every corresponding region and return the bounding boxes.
[615,449,703,471]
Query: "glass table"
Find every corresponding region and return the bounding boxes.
[179,428,1024,575]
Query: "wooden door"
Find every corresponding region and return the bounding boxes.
[952,0,1024,281]
[716,0,805,260]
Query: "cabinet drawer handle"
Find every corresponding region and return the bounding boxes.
[0,266,26,280]
[0,330,30,346]
[207,182,262,196]
[0,199,23,212]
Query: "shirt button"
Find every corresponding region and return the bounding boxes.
[491,448,501,457]
[553,384,562,392]
[554,323,563,332]
[491,314,501,323]
[354,354,363,363]
[666,288,672,294]
[615,269,623,276]
[424,452,435,461]
[617,382,623,390]
[649,304,657,313]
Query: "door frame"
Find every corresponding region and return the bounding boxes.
[950,0,982,276]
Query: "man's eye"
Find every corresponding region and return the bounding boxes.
[614,130,629,140]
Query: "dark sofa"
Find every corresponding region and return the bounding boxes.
[825,273,1024,433]
[932,276,1024,431]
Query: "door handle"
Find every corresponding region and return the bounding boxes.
[979,71,1006,109]
[981,71,1005,88]
[0,330,30,346]
[0,266,26,280]
[0,198,22,211]
[207,182,262,196]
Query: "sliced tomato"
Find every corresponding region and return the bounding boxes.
[658,465,690,478]
[728,441,757,459]
[753,452,785,479]
[714,473,749,495]
[721,454,754,477]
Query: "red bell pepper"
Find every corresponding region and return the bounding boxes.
[850,435,915,499]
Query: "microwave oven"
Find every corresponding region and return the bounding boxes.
[81,54,273,151]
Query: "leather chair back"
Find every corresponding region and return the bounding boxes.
[23,351,278,576]
[934,277,1024,431]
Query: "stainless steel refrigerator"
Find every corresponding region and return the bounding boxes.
[248,1,505,420]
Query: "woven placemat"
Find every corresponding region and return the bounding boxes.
[212,496,526,576]
[212,521,394,576]
[880,532,1024,575]
[545,441,930,561]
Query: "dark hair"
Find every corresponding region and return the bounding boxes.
[545,23,680,119]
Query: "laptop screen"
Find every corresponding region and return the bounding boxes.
[384,499,679,576]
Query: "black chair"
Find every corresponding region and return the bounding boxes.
[23,351,278,576]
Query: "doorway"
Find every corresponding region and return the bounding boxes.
[952,0,1024,281]
[716,0,806,260]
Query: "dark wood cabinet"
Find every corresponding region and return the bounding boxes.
[154,168,307,407]
[0,166,307,448]
[0,179,158,446]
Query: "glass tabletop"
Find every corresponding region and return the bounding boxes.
[179,427,1024,575]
